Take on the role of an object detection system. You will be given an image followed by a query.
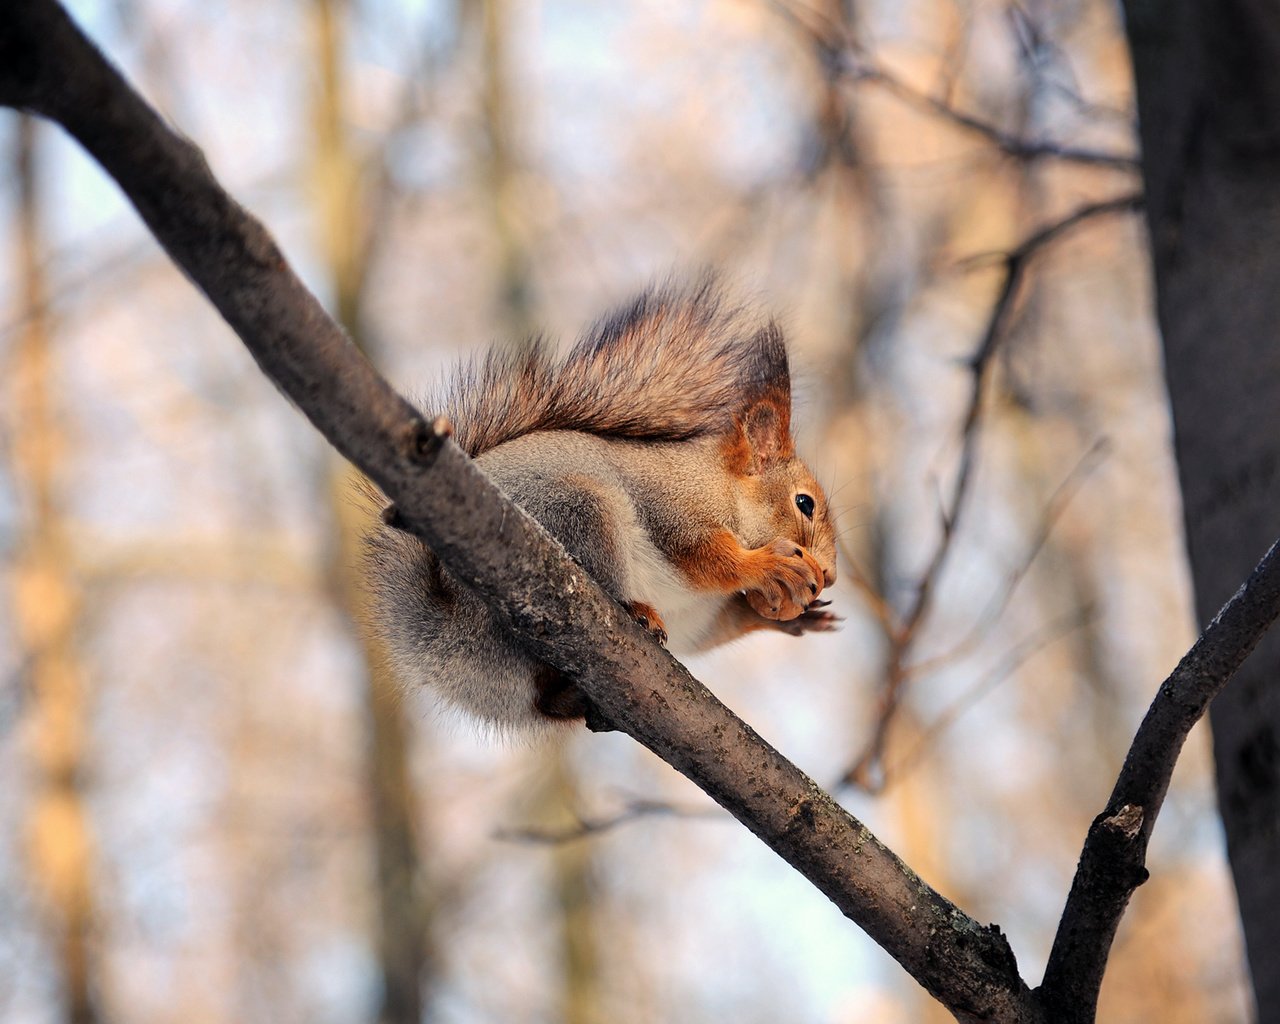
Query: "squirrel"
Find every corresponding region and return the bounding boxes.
[364,279,838,730]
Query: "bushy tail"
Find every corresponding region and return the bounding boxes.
[430,278,791,457]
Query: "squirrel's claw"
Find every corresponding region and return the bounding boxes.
[775,604,842,636]
[624,600,669,646]
[745,539,826,621]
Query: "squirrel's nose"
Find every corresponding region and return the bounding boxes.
[822,566,836,588]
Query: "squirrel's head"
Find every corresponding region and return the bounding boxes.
[726,394,837,589]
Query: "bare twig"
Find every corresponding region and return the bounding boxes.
[936,195,1140,610]
[957,193,1145,276]
[931,196,1138,616]
[1004,2,1135,128]
[904,439,1109,680]
[0,3,1041,1018]
[887,605,1098,784]
[494,798,724,845]
[772,0,1144,794]
[766,0,1140,171]
[843,196,1141,791]
[849,62,1140,171]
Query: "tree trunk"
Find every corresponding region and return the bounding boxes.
[1123,2,1280,1018]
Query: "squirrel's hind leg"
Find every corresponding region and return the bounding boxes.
[532,663,617,732]
[521,473,637,597]
[516,473,658,729]
[622,600,668,645]
[529,476,673,649]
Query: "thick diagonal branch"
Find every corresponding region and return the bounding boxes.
[0,1,1041,1018]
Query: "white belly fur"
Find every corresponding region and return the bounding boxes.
[623,523,727,652]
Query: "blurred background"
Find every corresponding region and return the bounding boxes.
[0,0,1253,1021]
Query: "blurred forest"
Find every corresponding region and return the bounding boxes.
[0,0,1254,1022]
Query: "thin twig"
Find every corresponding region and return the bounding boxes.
[494,798,724,844]
[844,196,1141,791]
[904,439,1109,680]
[887,605,1098,784]
[957,192,1145,275]
[766,0,1140,171]
[849,62,1141,171]
[914,194,1140,647]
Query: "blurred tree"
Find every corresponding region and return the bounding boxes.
[1124,0,1280,1018]
[463,1,607,1015]
[309,1,434,1020]
[466,0,536,337]
[10,113,100,1024]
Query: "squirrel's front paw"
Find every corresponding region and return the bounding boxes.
[624,600,669,645]
[745,539,825,621]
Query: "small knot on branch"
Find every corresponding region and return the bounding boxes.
[401,416,451,463]
[1102,803,1144,840]
[380,502,407,531]
[784,796,818,834]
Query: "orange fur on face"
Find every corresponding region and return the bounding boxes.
[718,428,754,478]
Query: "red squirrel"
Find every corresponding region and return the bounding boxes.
[365,280,838,729]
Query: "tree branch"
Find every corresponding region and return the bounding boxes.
[1038,536,1280,1020]
[766,0,1141,172]
[850,61,1142,171]
[0,1,1041,1018]
[494,797,725,845]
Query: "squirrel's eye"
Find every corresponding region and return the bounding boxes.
[795,493,815,519]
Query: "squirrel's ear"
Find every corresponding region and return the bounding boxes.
[727,395,794,474]
[722,321,794,473]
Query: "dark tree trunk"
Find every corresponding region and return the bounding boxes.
[1123,1,1280,1017]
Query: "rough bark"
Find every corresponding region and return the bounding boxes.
[1121,1,1280,1017]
